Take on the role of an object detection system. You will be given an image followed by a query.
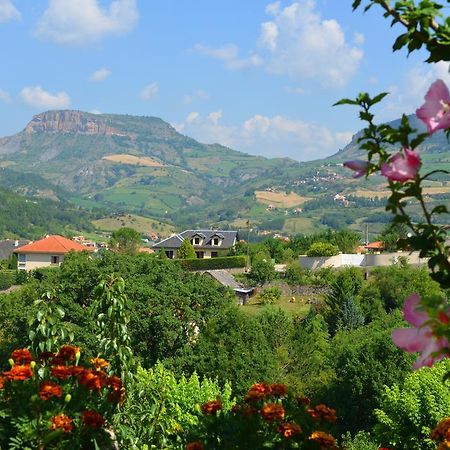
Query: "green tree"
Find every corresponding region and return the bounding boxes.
[306,242,339,257]
[374,360,450,450]
[378,222,408,252]
[249,256,276,285]
[176,239,197,259]
[109,227,141,254]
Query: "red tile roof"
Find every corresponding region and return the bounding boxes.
[365,241,385,249]
[15,235,89,254]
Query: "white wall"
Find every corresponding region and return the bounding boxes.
[18,253,65,271]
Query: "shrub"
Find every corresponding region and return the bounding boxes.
[179,256,246,271]
[306,242,339,257]
[0,270,15,290]
[257,287,282,305]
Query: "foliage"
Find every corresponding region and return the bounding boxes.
[177,239,197,259]
[179,255,246,271]
[257,287,282,305]
[374,360,450,450]
[336,298,365,331]
[378,222,408,252]
[0,346,122,449]
[0,270,15,290]
[306,242,339,257]
[187,382,338,450]
[115,363,233,449]
[109,227,142,254]
[91,276,134,382]
[249,257,277,285]
[340,431,379,450]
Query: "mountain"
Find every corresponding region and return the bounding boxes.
[0,110,449,237]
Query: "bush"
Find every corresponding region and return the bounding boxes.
[179,256,247,271]
[306,242,339,257]
[0,270,15,290]
[257,287,282,305]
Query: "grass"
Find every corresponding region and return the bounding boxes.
[102,154,164,167]
[242,294,310,317]
[283,217,317,235]
[93,214,175,237]
[255,190,311,208]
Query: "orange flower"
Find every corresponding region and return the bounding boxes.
[245,383,271,402]
[11,349,33,365]
[431,418,450,441]
[186,442,204,450]
[39,381,63,400]
[81,410,105,428]
[260,403,285,422]
[38,351,55,362]
[91,357,109,370]
[269,384,288,397]
[78,369,107,391]
[201,399,222,415]
[57,345,80,361]
[314,404,337,424]
[309,431,336,449]
[0,377,4,389]
[107,375,125,403]
[278,422,302,439]
[4,365,33,381]
[50,414,74,433]
[51,365,74,380]
[297,396,311,406]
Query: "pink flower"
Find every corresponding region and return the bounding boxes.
[343,160,369,178]
[416,79,450,134]
[380,148,420,182]
[392,293,449,369]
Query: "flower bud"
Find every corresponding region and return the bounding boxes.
[8,359,14,367]
[64,394,72,403]
[30,394,39,402]
[30,361,36,369]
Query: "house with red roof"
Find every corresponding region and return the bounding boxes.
[15,235,90,271]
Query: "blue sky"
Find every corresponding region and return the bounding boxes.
[0,0,449,161]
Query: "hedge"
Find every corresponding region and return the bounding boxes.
[0,271,16,290]
[179,255,247,271]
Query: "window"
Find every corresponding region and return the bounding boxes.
[195,251,204,259]
[192,237,201,245]
[212,238,220,246]
[165,250,174,259]
[18,254,25,262]
[211,251,219,258]
[51,256,60,265]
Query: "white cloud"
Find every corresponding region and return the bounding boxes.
[354,32,365,45]
[35,0,138,45]
[0,0,20,23]
[20,86,70,109]
[381,62,450,121]
[174,110,351,161]
[192,44,263,70]
[90,109,102,114]
[90,67,111,82]
[284,86,307,95]
[0,89,11,103]
[140,83,158,101]
[183,89,209,105]
[259,0,363,87]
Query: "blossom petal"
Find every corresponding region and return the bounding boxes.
[412,337,449,370]
[343,160,368,178]
[392,327,432,353]
[403,293,428,326]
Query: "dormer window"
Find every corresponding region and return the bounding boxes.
[212,238,220,246]
[192,237,201,245]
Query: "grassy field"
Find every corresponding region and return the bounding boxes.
[242,294,310,317]
[283,217,317,235]
[93,214,175,237]
[255,190,311,208]
[102,154,164,167]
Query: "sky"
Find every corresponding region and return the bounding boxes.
[0,0,449,161]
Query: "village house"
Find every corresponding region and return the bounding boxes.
[153,230,238,259]
[0,239,30,261]
[15,235,91,271]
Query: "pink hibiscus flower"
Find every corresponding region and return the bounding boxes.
[392,293,449,370]
[416,79,450,134]
[380,148,420,182]
[343,160,369,178]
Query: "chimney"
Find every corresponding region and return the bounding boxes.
[14,240,19,247]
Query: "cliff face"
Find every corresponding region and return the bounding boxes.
[24,110,126,136]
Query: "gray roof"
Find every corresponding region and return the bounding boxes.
[205,270,241,289]
[0,240,31,260]
[153,230,238,250]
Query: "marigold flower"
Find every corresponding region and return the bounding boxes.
[91,357,109,370]
[11,349,33,365]
[260,403,285,422]
[309,431,336,449]
[186,441,204,450]
[313,404,337,423]
[392,293,449,369]
[296,396,311,406]
[431,417,450,441]
[78,369,107,391]
[50,414,74,433]
[39,381,63,401]
[201,399,222,415]
[4,364,33,381]
[51,365,74,380]
[38,351,54,361]
[57,345,80,361]
[245,382,271,402]
[81,410,105,428]
[269,383,288,396]
[107,375,125,403]
[278,422,302,439]
[0,377,4,389]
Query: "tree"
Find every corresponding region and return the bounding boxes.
[249,256,276,285]
[306,242,339,257]
[176,239,197,259]
[378,222,408,252]
[109,227,141,254]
